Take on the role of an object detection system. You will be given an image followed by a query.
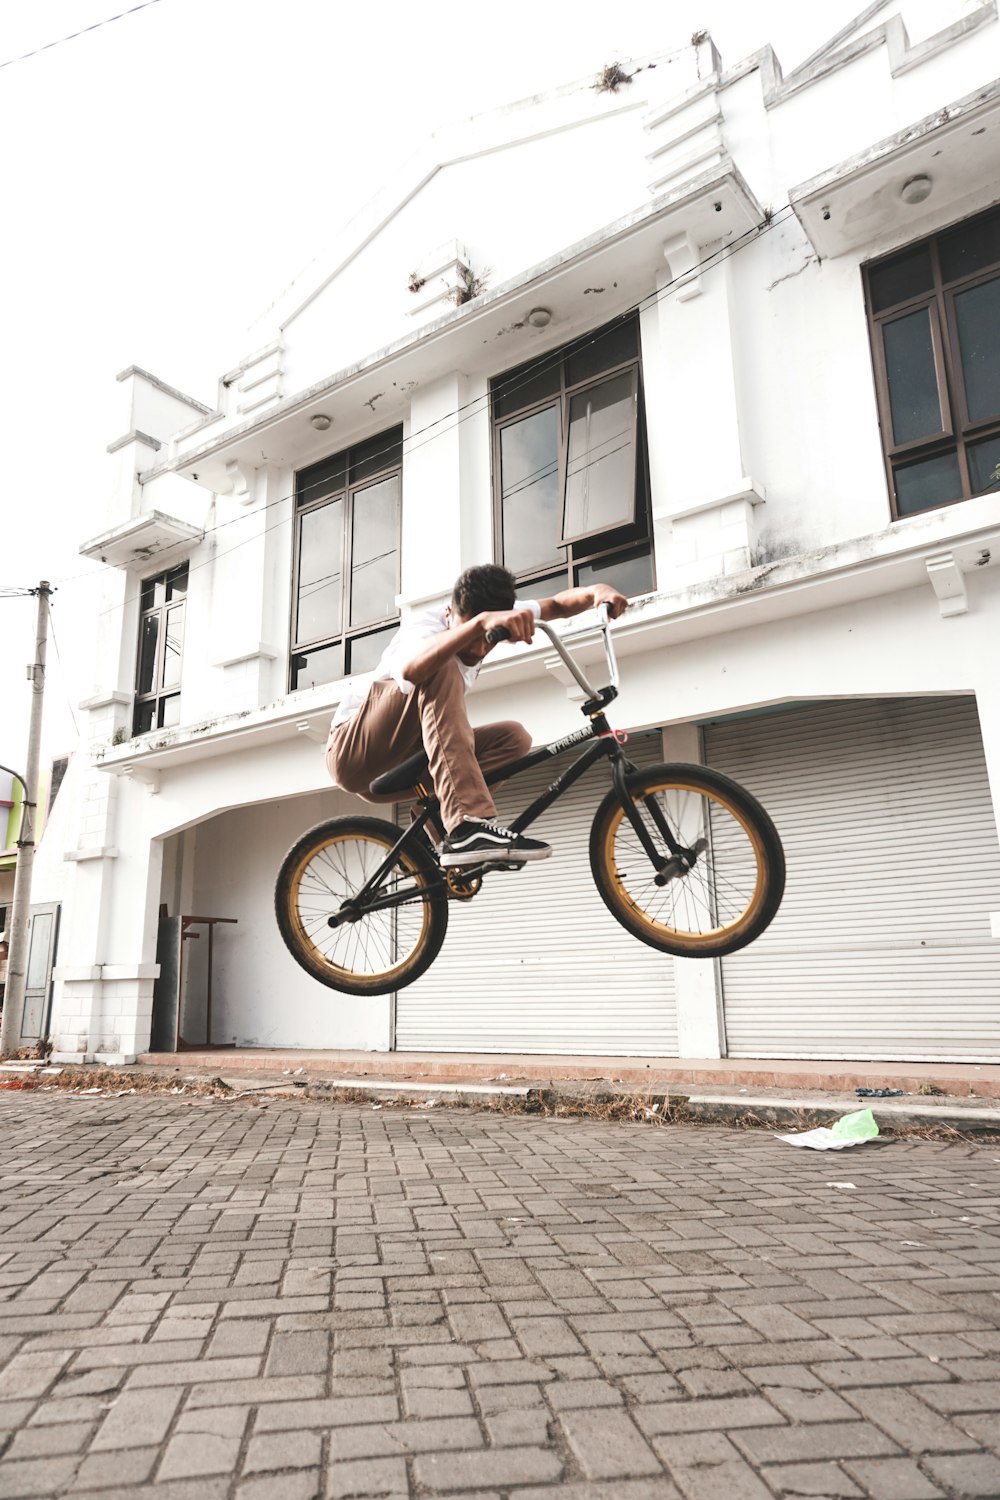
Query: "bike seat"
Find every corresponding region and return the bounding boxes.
[369,750,430,797]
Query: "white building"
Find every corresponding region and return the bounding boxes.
[32,2,1000,1065]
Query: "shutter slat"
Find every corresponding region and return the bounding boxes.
[707,697,1000,1062]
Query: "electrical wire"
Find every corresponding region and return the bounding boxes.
[57,203,798,628]
[0,0,163,71]
[46,603,83,742]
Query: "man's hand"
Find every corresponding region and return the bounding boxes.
[479,606,536,644]
[589,583,628,620]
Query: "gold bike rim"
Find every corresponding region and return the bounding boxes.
[287,831,432,983]
[601,780,768,949]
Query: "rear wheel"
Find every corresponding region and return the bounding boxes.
[275,816,448,995]
[589,763,784,957]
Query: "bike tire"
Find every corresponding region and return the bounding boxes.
[275,816,448,996]
[589,763,785,958]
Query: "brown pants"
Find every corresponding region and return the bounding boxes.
[326,661,531,833]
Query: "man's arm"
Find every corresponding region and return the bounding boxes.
[538,583,628,623]
[400,606,536,686]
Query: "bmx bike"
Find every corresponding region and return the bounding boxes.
[275,606,785,996]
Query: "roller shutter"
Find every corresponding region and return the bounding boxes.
[705,696,1000,1061]
[396,733,678,1053]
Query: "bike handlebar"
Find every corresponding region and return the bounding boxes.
[485,603,619,701]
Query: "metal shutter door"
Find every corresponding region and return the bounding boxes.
[396,733,678,1054]
[705,697,1000,1061]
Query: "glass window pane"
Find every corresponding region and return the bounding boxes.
[954,277,1000,424]
[894,450,963,516]
[882,308,943,445]
[939,206,1000,283]
[499,406,563,573]
[134,700,155,735]
[165,566,188,600]
[140,578,157,611]
[566,317,638,387]
[868,246,933,313]
[351,427,403,485]
[136,615,159,695]
[576,547,653,598]
[563,371,636,540]
[350,476,399,628]
[492,357,561,420]
[968,433,1000,496]
[297,451,347,507]
[519,569,569,599]
[348,626,396,675]
[296,500,344,645]
[161,603,184,690]
[26,914,53,990]
[159,694,181,728]
[291,641,344,691]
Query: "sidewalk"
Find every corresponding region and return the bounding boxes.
[138,1046,1000,1095]
[129,1047,1000,1133]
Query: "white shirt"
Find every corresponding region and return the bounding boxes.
[331,598,542,731]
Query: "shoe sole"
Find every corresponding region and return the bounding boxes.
[439,846,553,868]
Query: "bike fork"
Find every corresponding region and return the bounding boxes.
[611,758,697,879]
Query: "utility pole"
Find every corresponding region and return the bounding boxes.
[0,582,51,1059]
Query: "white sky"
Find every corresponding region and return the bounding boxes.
[0,0,887,772]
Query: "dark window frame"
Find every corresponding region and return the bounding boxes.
[290,428,403,692]
[132,564,188,735]
[490,315,655,596]
[864,205,1000,519]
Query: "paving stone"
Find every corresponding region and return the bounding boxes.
[327,1456,408,1497]
[7,1420,95,1459]
[0,1454,79,1496]
[923,1451,1000,1493]
[842,1457,946,1499]
[634,1394,786,1436]
[236,1473,323,1500]
[329,1417,484,1460]
[90,1387,182,1450]
[760,1461,865,1496]
[69,1443,158,1489]
[244,1429,324,1473]
[557,1407,662,1478]
[159,1431,243,1478]
[731,1420,902,1464]
[412,1445,562,1490]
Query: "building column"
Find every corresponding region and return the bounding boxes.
[640,248,764,592]
[972,672,1000,942]
[660,721,726,1059]
[398,374,466,613]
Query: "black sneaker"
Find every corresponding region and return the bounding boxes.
[439,818,552,867]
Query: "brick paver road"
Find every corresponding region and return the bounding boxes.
[1,1093,999,1500]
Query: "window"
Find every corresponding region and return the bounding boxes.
[290,428,403,691]
[864,204,1000,518]
[133,564,187,734]
[491,315,654,597]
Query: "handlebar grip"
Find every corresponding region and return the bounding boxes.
[485,626,512,647]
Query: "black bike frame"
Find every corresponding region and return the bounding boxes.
[340,712,685,923]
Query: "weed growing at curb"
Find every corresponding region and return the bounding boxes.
[4,1066,996,1141]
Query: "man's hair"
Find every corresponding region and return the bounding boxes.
[451,564,517,618]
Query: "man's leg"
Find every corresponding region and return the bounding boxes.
[327,666,534,839]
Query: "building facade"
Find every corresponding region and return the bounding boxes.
[36,3,1000,1064]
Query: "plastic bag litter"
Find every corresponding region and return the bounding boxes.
[775,1108,880,1151]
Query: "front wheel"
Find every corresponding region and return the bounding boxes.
[275,816,448,995]
[590,763,785,957]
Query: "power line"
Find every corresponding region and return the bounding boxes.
[47,602,82,742]
[0,0,163,71]
[58,204,798,627]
